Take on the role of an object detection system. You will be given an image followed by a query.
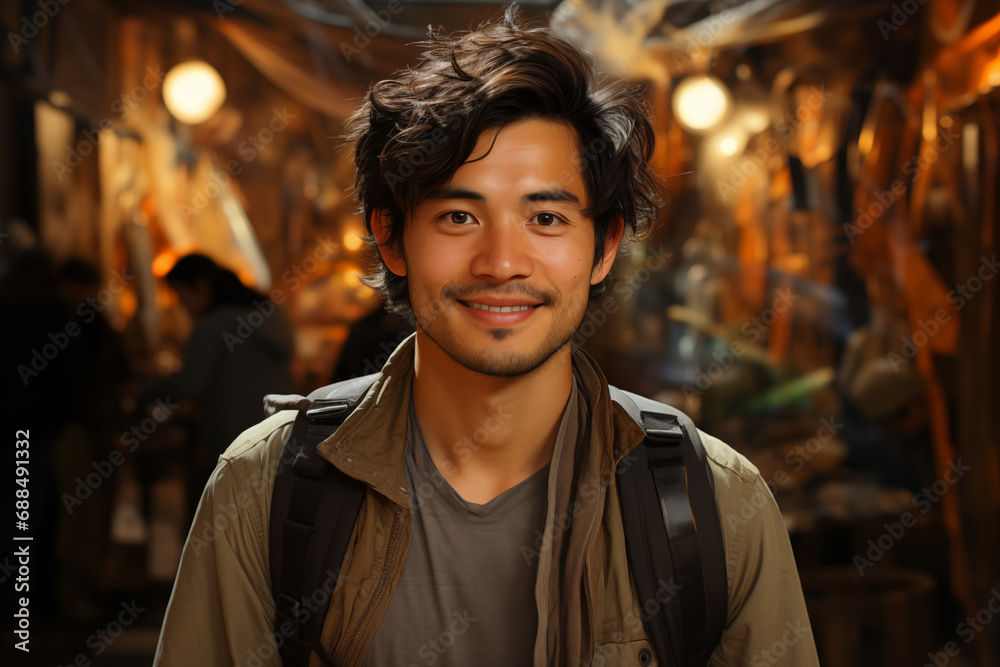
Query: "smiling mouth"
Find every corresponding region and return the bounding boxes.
[457,300,541,313]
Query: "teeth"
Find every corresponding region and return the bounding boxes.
[468,302,532,313]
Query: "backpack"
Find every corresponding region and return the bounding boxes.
[265,374,727,667]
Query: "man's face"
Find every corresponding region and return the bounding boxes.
[376,119,620,377]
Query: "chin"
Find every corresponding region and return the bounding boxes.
[421,325,574,378]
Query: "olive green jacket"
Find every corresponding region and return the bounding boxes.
[154,338,819,666]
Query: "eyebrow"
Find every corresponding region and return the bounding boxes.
[522,189,580,206]
[425,186,485,202]
[426,186,581,206]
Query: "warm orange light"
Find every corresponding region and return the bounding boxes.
[152,251,177,278]
[343,232,363,252]
[118,287,137,321]
[983,53,1000,90]
[330,325,349,343]
[343,270,362,288]
[237,269,257,287]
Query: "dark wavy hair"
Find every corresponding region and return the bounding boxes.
[347,6,660,319]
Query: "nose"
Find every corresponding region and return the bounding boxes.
[469,220,534,283]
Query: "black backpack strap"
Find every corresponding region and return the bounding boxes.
[267,374,379,666]
[610,387,728,667]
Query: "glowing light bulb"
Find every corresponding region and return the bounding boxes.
[673,75,731,133]
[163,61,227,125]
[712,123,748,158]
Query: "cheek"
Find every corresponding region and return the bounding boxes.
[406,235,472,289]
[548,245,591,286]
[539,238,584,270]
[404,229,440,268]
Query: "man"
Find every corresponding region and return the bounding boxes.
[155,10,820,667]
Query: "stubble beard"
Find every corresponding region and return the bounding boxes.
[414,289,586,378]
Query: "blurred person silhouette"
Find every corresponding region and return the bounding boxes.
[139,254,294,512]
[1,248,75,621]
[55,257,133,436]
[51,257,134,620]
[330,301,413,383]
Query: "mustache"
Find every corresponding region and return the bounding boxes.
[441,282,556,306]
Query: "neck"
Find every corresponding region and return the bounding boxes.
[411,331,573,503]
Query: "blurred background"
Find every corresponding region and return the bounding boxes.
[1,0,999,665]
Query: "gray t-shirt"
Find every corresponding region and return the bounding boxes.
[362,393,566,667]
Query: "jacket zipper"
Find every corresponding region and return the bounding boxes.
[343,504,405,666]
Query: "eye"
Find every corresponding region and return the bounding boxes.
[532,212,563,226]
[447,211,472,224]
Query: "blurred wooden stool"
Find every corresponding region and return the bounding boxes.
[802,568,936,667]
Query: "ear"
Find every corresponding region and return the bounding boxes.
[371,209,406,277]
[590,216,625,285]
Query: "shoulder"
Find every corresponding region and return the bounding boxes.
[218,410,298,482]
[699,429,761,492]
[179,308,243,348]
[194,306,242,328]
[184,411,300,577]
[697,428,776,537]
[192,304,283,332]
[223,409,299,456]
[696,429,792,610]
[695,432,818,661]
[202,411,299,533]
[610,385,771,543]
[611,385,762,492]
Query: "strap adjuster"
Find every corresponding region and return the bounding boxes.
[640,412,684,467]
[276,593,308,629]
[306,400,352,422]
[640,411,684,444]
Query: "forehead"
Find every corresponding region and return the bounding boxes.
[435,119,588,205]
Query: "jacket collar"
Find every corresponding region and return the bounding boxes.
[316,334,646,507]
